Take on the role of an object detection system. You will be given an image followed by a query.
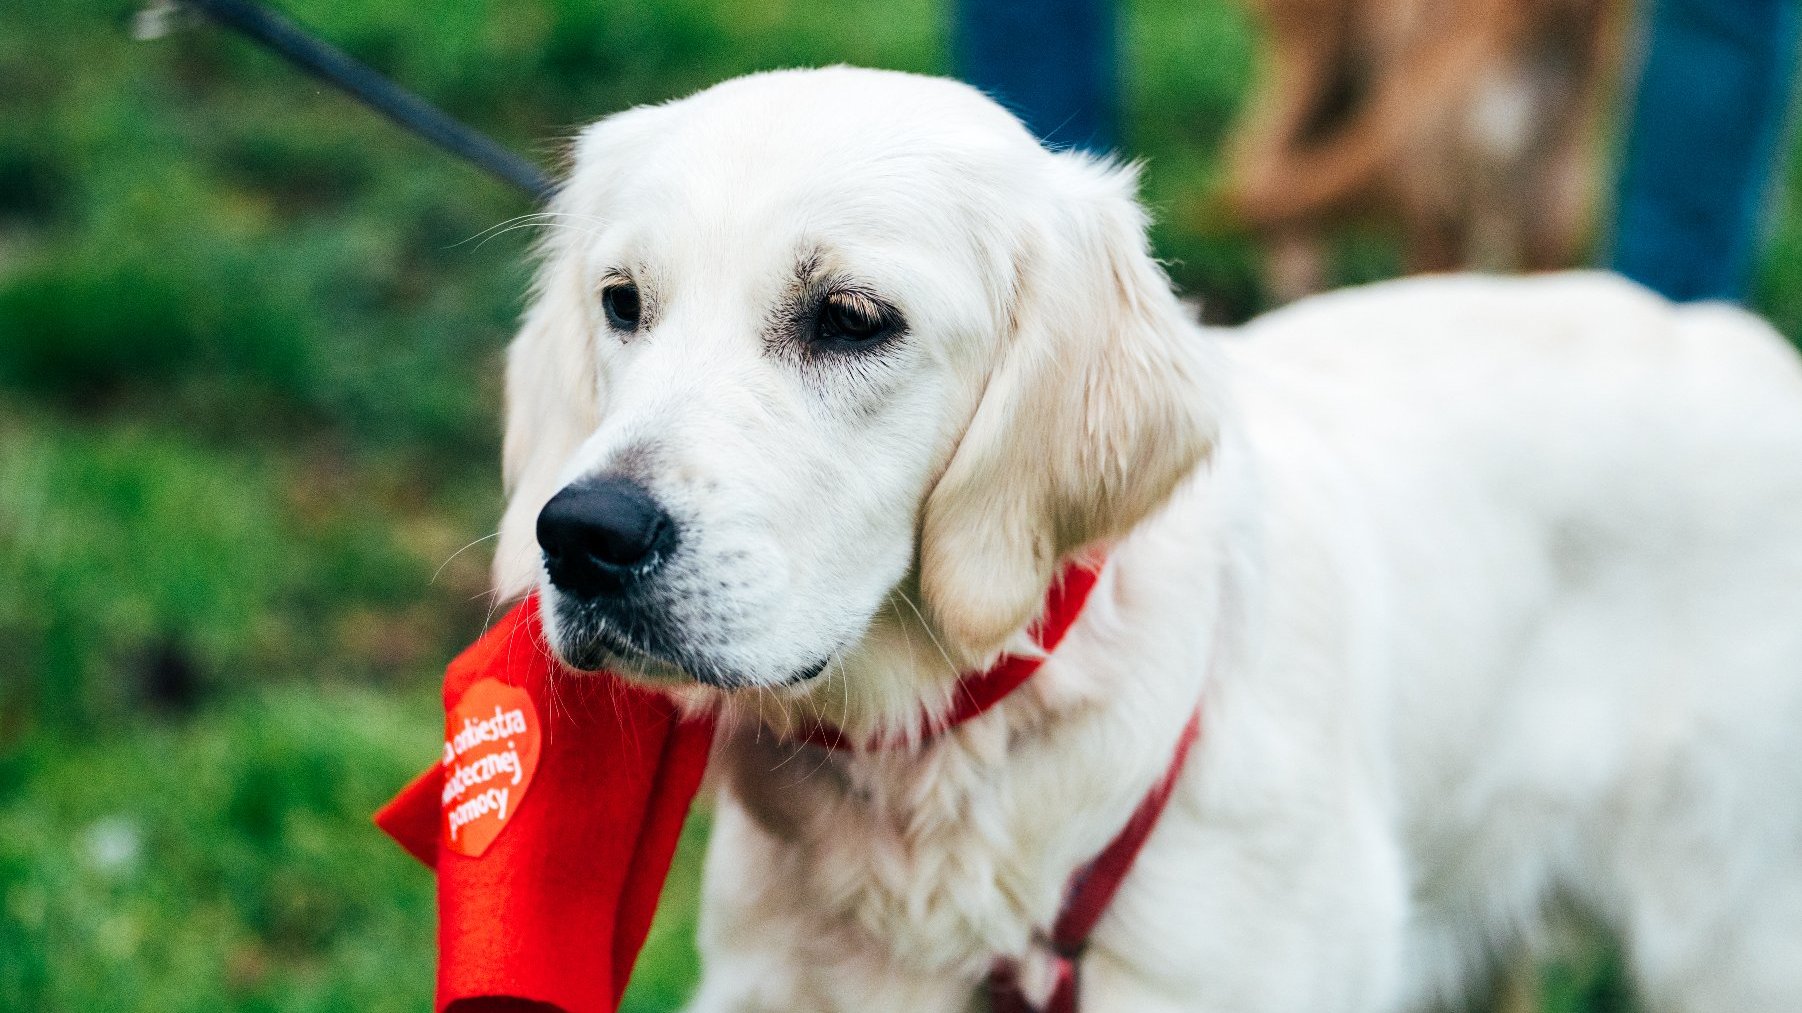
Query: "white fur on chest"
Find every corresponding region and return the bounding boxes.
[720,715,1056,972]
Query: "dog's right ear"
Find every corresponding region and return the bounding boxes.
[492,109,665,599]
[918,154,1221,663]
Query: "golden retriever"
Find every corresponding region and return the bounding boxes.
[495,68,1802,1012]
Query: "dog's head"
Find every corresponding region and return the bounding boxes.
[496,68,1218,689]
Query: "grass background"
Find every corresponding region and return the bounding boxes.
[1,0,1797,1009]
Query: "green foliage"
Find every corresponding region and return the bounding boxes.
[0,686,439,1011]
[1,0,1797,1008]
[0,411,492,734]
[621,811,711,1013]
[1753,147,1802,340]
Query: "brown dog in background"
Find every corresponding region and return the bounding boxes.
[1226,0,1624,301]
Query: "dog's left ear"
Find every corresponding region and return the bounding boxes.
[919,154,1221,663]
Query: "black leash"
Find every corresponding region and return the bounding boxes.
[137,0,556,202]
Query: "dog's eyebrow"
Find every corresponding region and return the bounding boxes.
[793,246,826,283]
[777,245,839,314]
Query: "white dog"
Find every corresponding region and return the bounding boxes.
[493,67,1802,1012]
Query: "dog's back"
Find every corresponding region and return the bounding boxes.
[1228,271,1802,1006]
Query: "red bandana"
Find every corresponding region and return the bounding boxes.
[373,598,715,1012]
[375,556,1192,1013]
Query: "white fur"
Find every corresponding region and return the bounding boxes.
[496,68,1802,1011]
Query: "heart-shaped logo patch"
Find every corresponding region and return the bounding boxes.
[441,677,541,858]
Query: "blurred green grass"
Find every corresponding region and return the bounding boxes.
[0,0,1796,1010]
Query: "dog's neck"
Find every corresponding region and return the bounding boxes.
[694,440,1251,981]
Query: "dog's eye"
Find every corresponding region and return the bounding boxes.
[815,292,898,349]
[601,282,642,332]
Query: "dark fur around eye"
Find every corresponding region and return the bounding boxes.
[811,291,902,351]
[601,282,642,332]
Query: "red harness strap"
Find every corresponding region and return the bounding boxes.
[988,707,1203,1013]
[790,555,1205,1013]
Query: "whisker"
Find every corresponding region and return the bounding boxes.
[470,218,609,252]
[432,530,501,585]
[447,212,555,249]
[892,589,960,686]
[449,210,614,250]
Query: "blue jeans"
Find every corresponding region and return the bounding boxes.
[1611,0,1802,302]
[953,0,1118,152]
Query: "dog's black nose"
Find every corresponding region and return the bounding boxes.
[536,478,677,598]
